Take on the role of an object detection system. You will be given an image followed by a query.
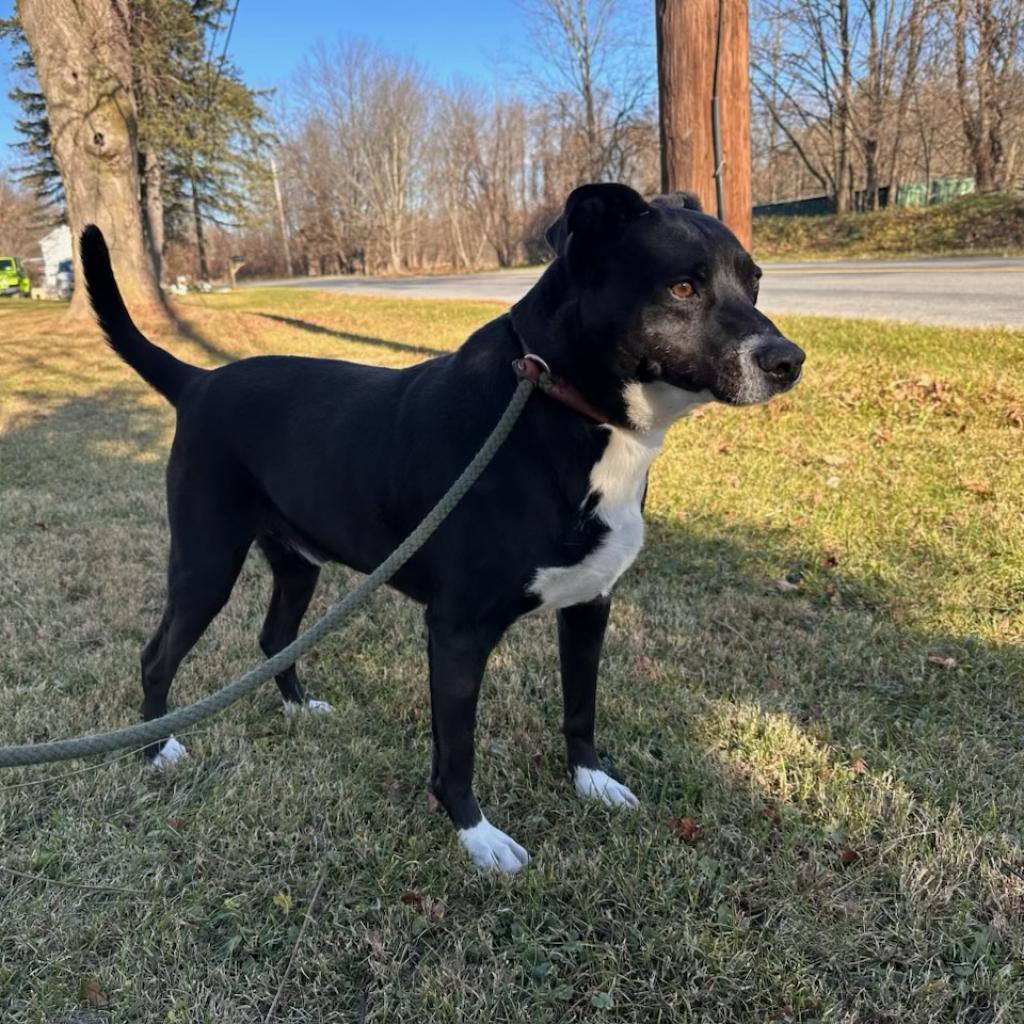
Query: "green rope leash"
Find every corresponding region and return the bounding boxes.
[0,376,536,769]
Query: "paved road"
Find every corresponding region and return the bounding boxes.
[251,256,1024,328]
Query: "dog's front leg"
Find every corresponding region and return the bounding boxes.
[558,597,639,810]
[426,613,529,873]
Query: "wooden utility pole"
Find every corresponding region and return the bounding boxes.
[656,0,753,249]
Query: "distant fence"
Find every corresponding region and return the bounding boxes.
[753,177,977,218]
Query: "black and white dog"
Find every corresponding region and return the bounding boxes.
[81,183,803,873]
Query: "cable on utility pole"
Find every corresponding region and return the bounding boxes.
[711,0,726,223]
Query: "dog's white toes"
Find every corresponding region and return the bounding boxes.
[151,735,188,769]
[283,698,334,716]
[574,767,639,809]
[458,816,531,873]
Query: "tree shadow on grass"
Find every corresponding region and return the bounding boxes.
[1,384,1023,1022]
[248,311,449,358]
[168,312,237,364]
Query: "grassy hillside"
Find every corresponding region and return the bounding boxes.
[754,192,1024,260]
[1,293,1023,1021]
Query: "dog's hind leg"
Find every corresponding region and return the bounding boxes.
[558,596,639,810]
[141,511,254,765]
[256,535,328,712]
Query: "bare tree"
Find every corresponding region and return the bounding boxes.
[751,0,855,210]
[0,169,46,256]
[519,0,653,186]
[953,0,1023,192]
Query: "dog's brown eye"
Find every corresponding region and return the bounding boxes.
[669,281,695,299]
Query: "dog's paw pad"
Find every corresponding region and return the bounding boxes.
[458,817,530,873]
[283,699,333,716]
[151,735,188,769]
[574,767,639,809]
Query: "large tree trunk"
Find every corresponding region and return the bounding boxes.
[16,0,167,320]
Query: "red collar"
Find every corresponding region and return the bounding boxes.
[513,354,609,425]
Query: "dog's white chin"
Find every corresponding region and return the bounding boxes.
[623,380,714,432]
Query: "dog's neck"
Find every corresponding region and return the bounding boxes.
[510,261,634,428]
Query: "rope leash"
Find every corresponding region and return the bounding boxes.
[0,374,537,769]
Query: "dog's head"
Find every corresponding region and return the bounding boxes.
[544,183,804,426]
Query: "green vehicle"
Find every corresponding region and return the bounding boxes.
[0,256,31,298]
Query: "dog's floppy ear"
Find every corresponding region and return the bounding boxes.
[652,190,704,213]
[546,182,651,266]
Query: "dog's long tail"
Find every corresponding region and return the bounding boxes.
[80,225,203,406]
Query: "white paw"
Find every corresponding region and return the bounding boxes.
[574,766,639,809]
[151,735,188,769]
[458,816,531,873]
[283,698,334,716]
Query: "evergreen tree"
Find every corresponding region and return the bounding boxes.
[3,2,269,282]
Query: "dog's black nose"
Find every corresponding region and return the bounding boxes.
[755,338,805,384]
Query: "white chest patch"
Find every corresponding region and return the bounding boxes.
[529,381,712,611]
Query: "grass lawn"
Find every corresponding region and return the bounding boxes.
[1,290,1023,1023]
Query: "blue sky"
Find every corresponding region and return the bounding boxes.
[0,0,615,164]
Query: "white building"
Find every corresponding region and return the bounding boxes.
[40,225,72,289]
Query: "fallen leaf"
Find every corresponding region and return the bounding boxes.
[668,816,703,844]
[850,758,868,775]
[927,654,957,669]
[773,578,800,593]
[400,890,446,919]
[839,846,860,866]
[80,978,109,1008]
[965,480,992,495]
[635,654,659,678]
[717,441,734,455]
[821,549,840,570]
[822,453,848,467]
